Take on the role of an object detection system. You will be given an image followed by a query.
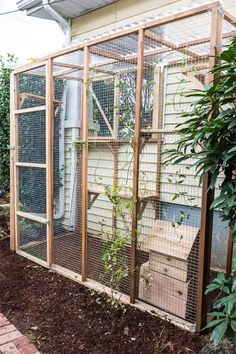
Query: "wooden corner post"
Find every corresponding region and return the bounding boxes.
[196,4,223,332]
[46,58,55,267]
[82,46,90,282]
[10,73,16,251]
[130,29,145,304]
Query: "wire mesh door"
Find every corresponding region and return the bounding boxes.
[13,63,50,266]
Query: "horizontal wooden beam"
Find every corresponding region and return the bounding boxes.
[178,30,236,50]
[51,59,116,76]
[140,128,177,134]
[87,137,116,142]
[90,46,150,69]
[14,106,46,115]
[13,60,46,75]
[54,68,80,78]
[17,210,48,224]
[53,61,83,70]
[17,250,48,268]
[19,93,62,104]
[168,54,209,68]
[145,30,200,59]
[15,162,47,168]
[223,10,236,24]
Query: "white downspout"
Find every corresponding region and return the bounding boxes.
[42,0,71,45]
[42,0,71,219]
[54,85,67,220]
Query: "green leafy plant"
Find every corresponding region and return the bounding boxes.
[204,271,236,346]
[100,185,131,308]
[166,37,236,346]
[92,144,147,307]
[0,54,16,195]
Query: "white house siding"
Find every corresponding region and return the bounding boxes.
[71,0,236,43]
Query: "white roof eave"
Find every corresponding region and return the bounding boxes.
[16,0,118,20]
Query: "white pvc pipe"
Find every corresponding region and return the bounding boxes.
[42,0,71,45]
[54,84,67,220]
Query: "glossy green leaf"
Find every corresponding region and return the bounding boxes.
[210,320,228,345]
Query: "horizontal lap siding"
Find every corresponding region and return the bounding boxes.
[87,144,156,239]
[88,147,113,235]
[160,67,204,209]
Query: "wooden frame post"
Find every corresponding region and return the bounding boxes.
[81,46,90,282]
[113,74,120,140]
[10,73,17,251]
[13,75,20,252]
[112,144,119,230]
[153,65,166,220]
[130,29,145,304]
[196,4,223,332]
[46,58,55,267]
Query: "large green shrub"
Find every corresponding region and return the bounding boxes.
[0,54,15,195]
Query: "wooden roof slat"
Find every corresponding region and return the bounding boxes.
[54,68,81,77]
[89,46,151,68]
[145,30,201,59]
[53,61,83,70]
[18,93,62,104]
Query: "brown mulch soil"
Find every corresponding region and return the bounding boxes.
[0,213,206,353]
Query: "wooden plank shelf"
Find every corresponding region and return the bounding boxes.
[88,186,159,218]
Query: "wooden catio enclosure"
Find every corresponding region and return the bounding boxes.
[10,2,236,332]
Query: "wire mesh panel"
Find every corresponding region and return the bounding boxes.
[18,111,46,164]
[85,34,139,297]
[137,134,201,323]
[17,66,46,108]
[53,50,84,274]
[16,66,48,263]
[135,16,214,324]
[18,166,46,215]
[18,217,47,261]
[210,175,228,271]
